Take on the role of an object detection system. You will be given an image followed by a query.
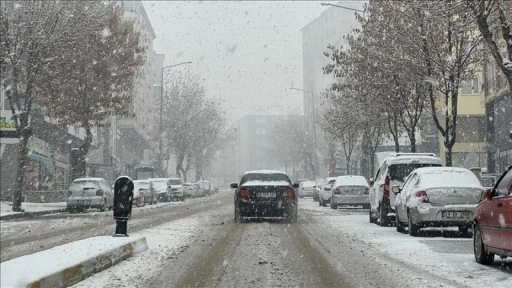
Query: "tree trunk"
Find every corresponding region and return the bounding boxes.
[13,134,30,212]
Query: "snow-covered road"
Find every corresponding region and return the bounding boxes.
[2,193,511,287]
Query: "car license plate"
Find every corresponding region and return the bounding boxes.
[258,192,275,198]
[442,211,470,219]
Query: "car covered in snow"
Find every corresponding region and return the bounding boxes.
[298,180,316,198]
[133,180,155,205]
[473,165,512,265]
[149,178,169,202]
[66,178,114,213]
[393,167,482,236]
[197,180,212,196]
[330,175,370,209]
[231,170,299,223]
[369,153,442,226]
[319,177,337,207]
[167,177,184,201]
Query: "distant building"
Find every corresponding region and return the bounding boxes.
[301,1,365,176]
[226,115,304,180]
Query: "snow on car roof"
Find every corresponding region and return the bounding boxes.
[384,154,442,165]
[334,175,369,187]
[244,170,287,175]
[241,180,291,187]
[414,167,482,189]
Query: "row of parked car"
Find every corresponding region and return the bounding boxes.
[66,177,217,212]
[300,152,511,265]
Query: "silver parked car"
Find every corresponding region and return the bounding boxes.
[66,178,114,213]
[330,175,370,209]
[393,167,483,236]
[298,180,316,198]
[133,180,156,205]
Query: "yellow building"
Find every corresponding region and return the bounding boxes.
[436,70,487,168]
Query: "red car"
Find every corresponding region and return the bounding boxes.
[473,165,512,264]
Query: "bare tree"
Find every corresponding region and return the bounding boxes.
[162,70,224,182]
[0,1,106,211]
[36,4,146,179]
[467,0,512,98]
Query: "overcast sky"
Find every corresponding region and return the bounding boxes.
[143,1,358,123]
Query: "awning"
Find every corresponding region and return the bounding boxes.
[27,152,53,173]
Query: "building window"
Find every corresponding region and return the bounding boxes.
[461,77,479,94]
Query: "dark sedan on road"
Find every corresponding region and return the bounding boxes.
[231,170,299,223]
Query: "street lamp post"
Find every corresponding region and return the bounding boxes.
[320,3,364,13]
[290,87,318,179]
[159,61,192,177]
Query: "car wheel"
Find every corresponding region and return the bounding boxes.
[234,206,242,223]
[458,225,469,236]
[331,203,337,209]
[99,199,106,212]
[378,204,388,226]
[369,209,377,224]
[322,199,327,207]
[474,224,494,265]
[318,198,322,206]
[408,212,419,237]
[396,213,405,233]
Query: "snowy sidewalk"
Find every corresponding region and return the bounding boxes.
[0,201,67,220]
[0,236,148,288]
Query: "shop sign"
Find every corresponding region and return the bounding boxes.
[27,136,50,157]
[1,110,20,143]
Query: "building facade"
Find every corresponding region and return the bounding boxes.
[301,2,364,177]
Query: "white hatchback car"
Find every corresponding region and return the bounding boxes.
[330,175,370,209]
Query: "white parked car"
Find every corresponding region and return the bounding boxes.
[167,177,185,201]
[149,178,169,202]
[183,182,196,198]
[369,153,442,226]
[330,175,370,209]
[298,180,316,198]
[319,177,337,207]
[393,167,482,236]
[66,178,113,213]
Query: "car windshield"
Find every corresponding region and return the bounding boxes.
[3,1,512,286]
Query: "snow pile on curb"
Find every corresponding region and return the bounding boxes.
[0,236,148,288]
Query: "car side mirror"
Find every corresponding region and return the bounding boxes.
[479,188,493,203]
[293,183,299,189]
[391,185,401,195]
[369,178,375,186]
[230,183,238,189]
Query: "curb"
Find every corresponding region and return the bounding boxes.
[0,209,67,221]
[22,237,148,288]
